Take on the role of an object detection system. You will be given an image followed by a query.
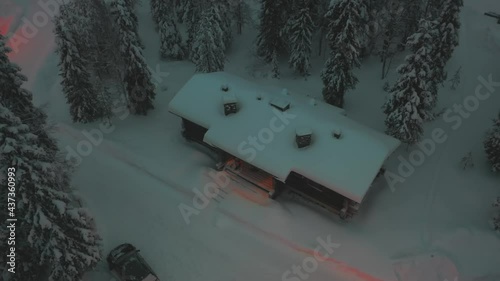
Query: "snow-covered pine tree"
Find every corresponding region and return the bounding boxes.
[287,4,314,77]
[383,19,437,144]
[181,0,198,24]
[448,65,462,90]
[191,4,225,72]
[256,0,287,63]
[361,0,383,55]
[321,52,358,107]
[183,0,203,59]
[0,104,102,281]
[417,20,444,101]
[54,10,111,123]
[118,0,145,49]
[423,0,442,18]
[111,0,156,115]
[159,18,185,59]
[150,0,162,29]
[215,0,233,50]
[321,0,365,108]
[306,0,325,25]
[397,0,424,51]
[153,0,185,59]
[484,112,500,172]
[432,0,463,84]
[175,0,186,23]
[83,0,119,78]
[380,1,401,78]
[0,34,58,160]
[55,0,118,81]
[271,50,280,78]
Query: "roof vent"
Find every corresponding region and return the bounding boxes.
[332,129,343,139]
[269,97,290,111]
[222,93,238,116]
[296,127,312,148]
[221,84,229,92]
[256,93,263,101]
[309,98,317,106]
[282,88,289,96]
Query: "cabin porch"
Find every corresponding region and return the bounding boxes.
[221,158,285,199]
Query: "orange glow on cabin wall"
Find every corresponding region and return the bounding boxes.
[229,184,270,206]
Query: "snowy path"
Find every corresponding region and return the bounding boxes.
[56,122,394,281]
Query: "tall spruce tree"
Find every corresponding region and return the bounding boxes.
[271,50,280,78]
[59,0,121,81]
[397,0,424,51]
[159,18,185,59]
[287,4,314,77]
[383,19,437,144]
[426,19,443,108]
[215,0,233,50]
[256,0,287,63]
[191,4,225,72]
[484,112,500,172]
[380,2,401,78]
[183,0,203,60]
[424,0,442,18]
[150,0,162,29]
[0,35,102,280]
[54,9,111,123]
[321,0,365,108]
[175,0,186,23]
[111,0,156,115]
[0,104,102,281]
[152,0,185,59]
[321,52,358,107]
[432,0,463,84]
[0,34,58,159]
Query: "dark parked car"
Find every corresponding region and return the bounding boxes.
[107,243,160,281]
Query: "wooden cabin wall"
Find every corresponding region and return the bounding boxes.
[285,172,346,211]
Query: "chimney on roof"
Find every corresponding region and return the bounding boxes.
[296,127,312,148]
[270,98,290,111]
[332,129,342,139]
[222,92,238,116]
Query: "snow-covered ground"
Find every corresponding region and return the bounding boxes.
[2,0,500,280]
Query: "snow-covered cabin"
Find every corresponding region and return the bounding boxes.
[168,72,400,218]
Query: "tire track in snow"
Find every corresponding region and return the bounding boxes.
[56,122,272,205]
[55,123,194,198]
[218,209,387,281]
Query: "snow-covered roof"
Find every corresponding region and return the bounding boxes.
[296,127,312,136]
[168,72,400,203]
[222,92,237,104]
[269,97,291,111]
